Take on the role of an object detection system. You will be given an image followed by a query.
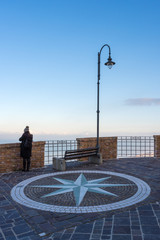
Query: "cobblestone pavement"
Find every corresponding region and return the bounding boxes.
[0,158,160,240]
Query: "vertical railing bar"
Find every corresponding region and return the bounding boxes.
[147,136,148,157]
[146,136,147,157]
[145,137,146,157]
[131,136,132,157]
[136,136,137,157]
[47,141,49,164]
[61,142,64,157]
[140,136,141,157]
[122,136,123,157]
[121,136,122,157]
[126,137,127,157]
[51,141,54,163]
[149,136,151,157]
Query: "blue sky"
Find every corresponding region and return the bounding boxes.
[0,0,160,143]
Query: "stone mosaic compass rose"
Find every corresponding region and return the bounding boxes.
[32,173,132,206]
[11,170,151,213]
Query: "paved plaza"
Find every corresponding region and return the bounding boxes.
[0,158,160,240]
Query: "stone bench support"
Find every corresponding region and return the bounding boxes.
[53,157,66,171]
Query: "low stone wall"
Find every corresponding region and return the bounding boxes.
[0,141,45,173]
[76,137,117,161]
[154,135,160,158]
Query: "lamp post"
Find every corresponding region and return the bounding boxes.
[96,44,115,153]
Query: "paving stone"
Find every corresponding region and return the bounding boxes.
[102,228,111,235]
[131,220,140,226]
[115,212,130,217]
[17,231,39,239]
[60,233,72,239]
[14,219,27,225]
[138,205,153,211]
[17,233,41,240]
[94,219,104,225]
[5,219,13,224]
[51,232,63,238]
[75,224,93,233]
[30,215,46,224]
[70,233,90,240]
[132,236,143,240]
[64,228,75,233]
[112,235,131,240]
[144,235,160,240]
[101,235,111,240]
[132,229,142,235]
[114,217,130,225]
[154,210,160,217]
[140,217,158,226]
[0,200,10,207]
[0,209,5,215]
[93,225,103,230]
[0,216,5,224]
[92,228,102,234]
[38,222,54,234]
[152,204,160,210]
[18,238,31,240]
[25,209,39,217]
[131,226,141,230]
[13,223,32,235]
[141,226,160,234]
[113,225,131,234]
[91,234,101,238]
[0,223,13,229]
[138,211,154,217]
[90,238,102,240]
[5,235,17,240]
[4,210,21,220]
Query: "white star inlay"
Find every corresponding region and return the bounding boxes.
[32,173,132,206]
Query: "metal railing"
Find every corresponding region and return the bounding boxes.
[117,136,154,158]
[44,136,155,165]
[45,140,78,165]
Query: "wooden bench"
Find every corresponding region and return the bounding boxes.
[64,147,98,160]
[53,147,102,171]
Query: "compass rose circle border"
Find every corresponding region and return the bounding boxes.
[11,170,151,213]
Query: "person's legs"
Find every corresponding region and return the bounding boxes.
[23,158,26,171]
[27,158,30,171]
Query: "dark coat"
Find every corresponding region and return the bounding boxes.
[19,132,33,158]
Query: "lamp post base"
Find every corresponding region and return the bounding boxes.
[89,153,102,165]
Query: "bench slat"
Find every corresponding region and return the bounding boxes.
[64,146,98,160]
[65,151,97,157]
[65,152,97,160]
[65,147,98,154]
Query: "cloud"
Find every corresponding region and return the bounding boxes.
[125,98,160,106]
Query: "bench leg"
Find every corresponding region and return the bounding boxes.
[89,154,102,165]
[53,158,66,171]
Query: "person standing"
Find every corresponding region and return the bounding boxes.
[19,126,33,171]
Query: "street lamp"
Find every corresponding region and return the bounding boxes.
[96,44,115,153]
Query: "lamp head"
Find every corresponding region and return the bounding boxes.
[104,56,115,69]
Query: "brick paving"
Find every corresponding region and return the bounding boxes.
[0,157,160,240]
